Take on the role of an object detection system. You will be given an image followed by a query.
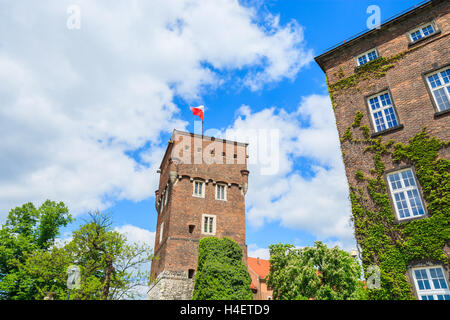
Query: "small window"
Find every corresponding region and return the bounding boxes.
[193,181,205,198]
[164,187,169,206]
[386,168,425,221]
[367,91,399,133]
[160,187,168,213]
[202,214,216,235]
[426,67,450,112]
[412,266,450,300]
[159,222,164,244]
[408,23,435,42]
[356,49,378,66]
[188,224,195,234]
[216,184,227,201]
[188,269,195,279]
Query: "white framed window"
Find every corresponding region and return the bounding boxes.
[160,187,168,213]
[408,23,436,43]
[426,67,450,112]
[356,48,378,66]
[386,168,425,220]
[411,266,450,300]
[193,181,205,198]
[159,222,164,244]
[201,214,216,235]
[367,91,399,133]
[215,184,227,201]
[164,186,169,206]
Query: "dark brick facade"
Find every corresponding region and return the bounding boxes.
[315,0,449,298]
[150,130,249,283]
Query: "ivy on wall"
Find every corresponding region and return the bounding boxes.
[327,45,423,110]
[342,113,449,299]
[325,41,449,299]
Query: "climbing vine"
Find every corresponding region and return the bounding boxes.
[343,112,449,300]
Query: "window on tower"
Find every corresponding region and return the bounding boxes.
[159,222,164,244]
[201,214,216,235]
[216,184,226,201]
[193,180,205,198]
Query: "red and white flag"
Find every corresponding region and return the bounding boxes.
[190,105,204,121]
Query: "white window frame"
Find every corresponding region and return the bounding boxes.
[193,180,205,198]
[408,22,436,43]
[355,48,379,66]
[160,187,168,213]
[367,91,399,133]
[411,266,450,300]
[201,214,216,235]
[425,67,450,112]
[215,184,227,201]
[159,222,164,244]
[386,168,426,221]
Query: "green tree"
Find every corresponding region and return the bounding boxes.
[192,237,253,300]
[267,241,366,300]
[22,211,154,300]
[0,200,72,299]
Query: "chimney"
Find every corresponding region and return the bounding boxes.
[257,257,260,265]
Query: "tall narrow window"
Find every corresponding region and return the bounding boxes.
[164,186,169,206]
[426,67,450,112]
[193,181,205,198]
[412,266,450,300]
[216,184,226,201]
[356,49,378,66]
[202,214,216,235]
[368,91,399,133]
[159,222,164,244]
[386,168,425,220]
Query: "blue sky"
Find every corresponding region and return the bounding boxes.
[0,0,424,261]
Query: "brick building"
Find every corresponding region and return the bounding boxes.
[315,0,449,299]
[147,130,249,300]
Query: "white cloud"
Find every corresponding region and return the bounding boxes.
[0,0,311,220]
[225,95,356,249]
[247,243,270,260]
[114,224,156,251]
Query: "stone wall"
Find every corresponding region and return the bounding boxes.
[147,270,195,300]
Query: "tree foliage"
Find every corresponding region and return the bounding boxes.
[0,203,153,300]
[267,241,366,300]
[0,200,72,299]
[192,237,253,300]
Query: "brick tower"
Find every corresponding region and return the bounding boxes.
[147,130,249,300]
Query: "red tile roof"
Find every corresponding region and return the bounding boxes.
[247,257,271,279]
